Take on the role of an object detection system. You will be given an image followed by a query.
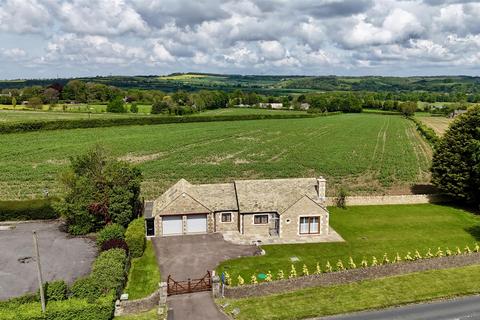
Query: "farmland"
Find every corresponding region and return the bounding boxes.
[417,115,453,136]
[0,113,431,200]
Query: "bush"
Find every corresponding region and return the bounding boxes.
[130,103,138,113]
[125,218,146,258]
[91,248,128,295]
[43,280,68,301]
[106,98,126,113]
[0,199,58,221]
[101,238,129,253]
[96,223,125,247]
[70,277,101,302]
[151,100,170,114]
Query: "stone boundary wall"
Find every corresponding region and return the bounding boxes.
[114,282,167,316]
[224,253,480,299]
[325,194,448,207]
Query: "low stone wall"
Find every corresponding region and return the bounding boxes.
[114,282,167,316]
[325,194,448,207]
[224,253,480,299]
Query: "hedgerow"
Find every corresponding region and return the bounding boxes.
[0,199,58,221]
[0,113,316,134]
[96,223,125,247]
[410,117,440,146]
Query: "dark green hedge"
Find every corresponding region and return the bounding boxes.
[125,218,145,258]
[0,113,316,134]
[0,294,114,320]
[0,199,58,221]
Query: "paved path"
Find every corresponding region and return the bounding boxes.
[0,221,96,300]
[319,295,480,320]
[152,233,258,320]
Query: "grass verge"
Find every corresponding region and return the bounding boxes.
[115,308,159,319]
[221,264,480,319]
[124,241,160,300]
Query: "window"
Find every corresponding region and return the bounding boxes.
[299,216,320,234]
[221,212,232,222]
[254,214,269,224]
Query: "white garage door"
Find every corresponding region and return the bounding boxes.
[162,216,183,236]
[186,215,207,234]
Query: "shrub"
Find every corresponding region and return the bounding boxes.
[250,274,258,284]
[237,275,245,286]
[289,264,297,278]
[130,103,139,113]
[91,248,128,295]
[42,280,68,301]
[96,223,125,247]
[325,261,333,272]
[302,264,309,276]
[348,257,356,269]
[276,270,284,280]
[382,253,390,265]
[336,188,348,208]
[315,262,322,274]
[70,276,101,302]
[475,243,480,253]
[101,238,129,253]
[265,271,272,282]
[106,98,126,113]
[125,218,146,258]
[371,256,378,266]
[0,199,58,221]
[223,271,231,285]
[336,260,345,271]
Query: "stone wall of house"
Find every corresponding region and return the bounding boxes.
[280,197,329,240]
[114,283,167,316]
[242,213,272,237]
[325,194,448,207]
[215,211,239,233]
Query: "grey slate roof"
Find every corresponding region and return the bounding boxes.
[153,177,325,216]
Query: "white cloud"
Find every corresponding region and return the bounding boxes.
[0,0,51,33]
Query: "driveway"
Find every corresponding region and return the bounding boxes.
[152,233,259,320]
[0,221,96,300]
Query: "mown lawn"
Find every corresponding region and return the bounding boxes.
[217,204,480,283]
[221,264,480,320]
[124,241,160,300]
[0,113,431,200]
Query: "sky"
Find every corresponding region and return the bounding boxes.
[1,0,480,79]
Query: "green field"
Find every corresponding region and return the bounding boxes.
[217,204,480,283]
[0,113,431,200]
[221,264,480,319]
[192,108,306,116]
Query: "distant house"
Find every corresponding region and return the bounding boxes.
[259,103,283,109]
[300,103,310,110]
[449,109,467,118]
[0,92,12,97]
[146,177,335,243]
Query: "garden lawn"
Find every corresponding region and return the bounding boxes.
[124,241,160,300]
[217,204,480,283]
[0,113,431,200]
[221,264,480,320]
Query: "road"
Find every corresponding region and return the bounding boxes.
[319,295,480,320]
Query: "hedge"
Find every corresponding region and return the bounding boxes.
[125,218,146,258]
[0,294,115,320]
[91,248,129,296]
[96,223,125,247]
[410,117,440,146]
[0,113,317,134]
[0,199,59,221]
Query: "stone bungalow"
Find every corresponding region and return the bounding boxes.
[145,177,339,243]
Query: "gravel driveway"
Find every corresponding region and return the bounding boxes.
[0,221,96,300]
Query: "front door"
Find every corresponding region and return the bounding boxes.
[145,218,155,236]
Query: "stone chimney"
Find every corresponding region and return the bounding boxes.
[316,177,326,201]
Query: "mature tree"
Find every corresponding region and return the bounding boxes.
[63,80,87,102]
[431,106,480,205]
[151,100,170,114]
[399,101,417,116]
[28,97,43,110]
[55,146,142,235]
[44,88,60,104]
[106,97,126,113]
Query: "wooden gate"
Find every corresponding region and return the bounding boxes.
[167,271,212,296]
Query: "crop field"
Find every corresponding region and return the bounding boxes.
[0,104,153,114]
[0,113,431,200]
[417,115,453,136]
[192,108,307,116]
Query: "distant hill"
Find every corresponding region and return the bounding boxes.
[1,73,479,94]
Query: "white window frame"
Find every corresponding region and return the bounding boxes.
[298,216,320,235]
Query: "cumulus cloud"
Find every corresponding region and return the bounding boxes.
[1,0,480,77]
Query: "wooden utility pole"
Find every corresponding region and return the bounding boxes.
[33,231,46,313]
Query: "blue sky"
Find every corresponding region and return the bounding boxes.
[1,0,480,79]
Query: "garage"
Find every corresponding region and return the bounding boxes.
[162,216,183,236]
[186,214,207,234]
